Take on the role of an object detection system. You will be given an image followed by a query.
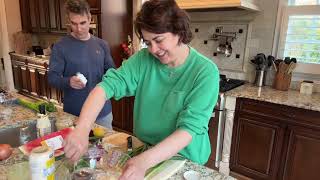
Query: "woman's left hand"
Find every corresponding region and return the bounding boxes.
[119,155,150,180]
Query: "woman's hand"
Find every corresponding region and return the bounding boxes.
[63,127,89,162]
[119,155,150,180]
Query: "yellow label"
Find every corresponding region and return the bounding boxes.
[46,157,55,168]
[46,157,55,180]
[47,174,54,180]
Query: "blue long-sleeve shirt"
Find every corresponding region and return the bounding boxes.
[48,35,115,118]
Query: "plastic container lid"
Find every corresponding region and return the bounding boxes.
[183,170,201,180]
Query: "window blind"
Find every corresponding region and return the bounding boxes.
[283,15,320,64]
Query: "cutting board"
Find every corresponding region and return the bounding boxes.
[102,132,144,152]
[145,159,186,180]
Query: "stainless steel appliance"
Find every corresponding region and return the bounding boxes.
[209,74,245,168]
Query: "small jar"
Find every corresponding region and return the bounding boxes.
[300,81,313,95]
[19,125,31,145]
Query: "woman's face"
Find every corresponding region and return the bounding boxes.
[142,30,181,67]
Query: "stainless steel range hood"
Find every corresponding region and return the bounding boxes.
[176,0,260,11]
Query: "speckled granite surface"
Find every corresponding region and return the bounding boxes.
[10,53,49,63]
[225,84,320,112]
[0,94,235,180]
[0,94,75,129]
[0,151,235,180]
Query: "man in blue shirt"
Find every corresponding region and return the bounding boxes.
[48,0,115,129]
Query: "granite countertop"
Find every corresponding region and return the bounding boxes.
[10,53,49,63]
[0,98,75,130]
[225,84,320,112]
[0,94,235,180]
[0,149,235,180]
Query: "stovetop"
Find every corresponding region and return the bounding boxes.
[219,74,245,93]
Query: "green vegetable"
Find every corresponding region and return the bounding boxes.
[44,101,57,112]
[17,98,57,112]
[17,98,41,112]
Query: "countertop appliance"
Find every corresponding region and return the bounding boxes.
[209,74,245,168]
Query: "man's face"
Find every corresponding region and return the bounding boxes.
[68,12,91,40]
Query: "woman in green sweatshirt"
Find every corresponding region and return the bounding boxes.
[63,0,219,179]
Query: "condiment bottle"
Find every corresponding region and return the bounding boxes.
[36,104,51,137]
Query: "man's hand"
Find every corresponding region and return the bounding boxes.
[69,76,85,89]
[63,127,89,162]
[119,154,150,180]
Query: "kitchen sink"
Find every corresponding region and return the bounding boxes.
[0,119,57,147]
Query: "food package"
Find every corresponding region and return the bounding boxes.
[19,127,73,156]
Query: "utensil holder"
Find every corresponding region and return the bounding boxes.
[254,70,266,87]
[273,71,292,91]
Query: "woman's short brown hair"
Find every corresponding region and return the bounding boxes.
[134,0,193,44]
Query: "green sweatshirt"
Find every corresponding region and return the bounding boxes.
[99,47,219,164]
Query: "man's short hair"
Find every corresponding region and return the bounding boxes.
[65,0,91,16]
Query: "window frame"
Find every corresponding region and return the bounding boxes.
[276,2,320,76]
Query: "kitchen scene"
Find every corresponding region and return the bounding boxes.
[0,0,320,179]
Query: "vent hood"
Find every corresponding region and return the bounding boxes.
[176,0,260,11]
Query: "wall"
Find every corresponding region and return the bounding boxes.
[0,0,22,90]
[187,0,279,83]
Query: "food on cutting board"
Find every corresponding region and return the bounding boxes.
[102,132,144,152]
[0,144,13,160]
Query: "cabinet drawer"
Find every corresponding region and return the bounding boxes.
[237,98,320,129]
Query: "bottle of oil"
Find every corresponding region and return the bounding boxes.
[36,104,51,137]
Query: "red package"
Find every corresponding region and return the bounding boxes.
[19,127,73,156]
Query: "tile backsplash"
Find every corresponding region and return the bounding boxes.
[190,22,248,72]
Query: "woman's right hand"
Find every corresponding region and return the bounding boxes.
[63,127,89,162]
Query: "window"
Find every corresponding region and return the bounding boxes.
[277,0,320,75]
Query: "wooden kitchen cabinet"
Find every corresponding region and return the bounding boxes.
[10,53,63,104]
[176,0,260,11]
[230,98,320,180]
[282,126,320,180]
[206,116,219,169]
[19,0,101,36]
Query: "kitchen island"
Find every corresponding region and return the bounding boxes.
[0,95,235,180]
[219,83,320,179]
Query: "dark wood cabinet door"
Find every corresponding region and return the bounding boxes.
[111,96,134,133]
[58,0,68,31]
[47,0,59,31]
[20,63,31,93]
[28,67,38,96]
[12,62,23,91]
[231,99,286,180]
[206,115,219,169]
[28,0,39,32]
[19,0,32,32]
[37,0,48,32]
[281,126,320,180]
[87,0,100,13]
[37,68,48,99]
